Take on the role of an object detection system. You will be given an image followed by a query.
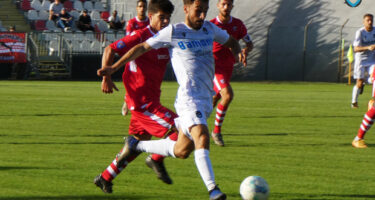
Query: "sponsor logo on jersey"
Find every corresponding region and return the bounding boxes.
[345,0,362,7]
[196,111,202,118]
[117,41,126,49]
[177,39,213,50]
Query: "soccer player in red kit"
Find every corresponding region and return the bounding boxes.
[126,0,150,36]
[352,65,375,148]
[210,0,253,146]
[121,0,150,116]
[94,0,176,193]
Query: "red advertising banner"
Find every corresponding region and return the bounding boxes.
[0,32,26,63]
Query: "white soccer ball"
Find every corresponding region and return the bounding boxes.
[240,176,269,200]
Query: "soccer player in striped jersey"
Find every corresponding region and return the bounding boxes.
[351,13,375,108]
[121,0,150,117]
[97,1,243,199]
[209,0,253,146]
[94,0,176,193]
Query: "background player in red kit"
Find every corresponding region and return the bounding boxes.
[126,0,150,36]
[210,0,253,146]
[352,66,375,148]
[94,0,176,193]
[121,0,150,116]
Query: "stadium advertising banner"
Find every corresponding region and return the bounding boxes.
[0,32,27,63]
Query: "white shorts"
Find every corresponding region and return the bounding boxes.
[174,105,212,141]
[354,61,375,80]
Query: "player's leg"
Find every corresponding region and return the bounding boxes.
[94,115,149,193]
[353,65,375,148]
[190,124,226,200]
[139,103,179,184]
[212,73,233,146]
[352,64,366,108]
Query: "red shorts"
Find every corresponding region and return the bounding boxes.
[128,103,177,138]
[213,71,233,94]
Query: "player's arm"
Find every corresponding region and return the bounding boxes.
[354,45,375,52]
[100,46,119,94]
[241,34,253,66]
[223,36,244,66]
[98,42,152,76]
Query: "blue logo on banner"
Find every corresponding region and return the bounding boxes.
[345,0,362,7]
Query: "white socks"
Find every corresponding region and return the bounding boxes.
[194,149,216,191]
[352,85,360,103]
[136,138,176,158]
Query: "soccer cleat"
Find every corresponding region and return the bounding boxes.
[351,102,359,108]
[94,175,113,193]
[116,136,140,167]
[121,102,128,116]
[352,139,368,148]
[209,186,226,200]
[145,155,173,184]
[211,132,224,146]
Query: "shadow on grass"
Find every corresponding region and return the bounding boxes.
[0,142,123,145]
[270,193,375,200]
[240,115,360,119]
[0,195,154,200]
[0,166,53,171]
[0,134,125,138]
[0,113,119,117]
[225,133,289,136]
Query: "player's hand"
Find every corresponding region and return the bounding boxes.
[97,67,115,77]
[369,45,375,51]
[241,49,248,66]
[238,51,247,67]
[101,76,118,94]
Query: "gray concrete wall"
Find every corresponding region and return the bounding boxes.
[110,0,375,82]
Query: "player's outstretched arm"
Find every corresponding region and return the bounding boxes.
[354,44,375,52]
[97,42,152,76]
[223,36,245,66]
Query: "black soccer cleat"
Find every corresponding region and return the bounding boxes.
[209,185,226,200]
[94,175,113,194]
[145,155,173,184]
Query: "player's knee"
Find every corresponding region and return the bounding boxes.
[174,149,191,159]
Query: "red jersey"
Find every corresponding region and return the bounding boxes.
[110,26,170,111]
[210,16,248,71]
[125,16,149,35]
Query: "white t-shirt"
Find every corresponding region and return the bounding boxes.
[353,27,375,66]
[146,21,229,114]
[49,2,63,14]
[108,15,120,23]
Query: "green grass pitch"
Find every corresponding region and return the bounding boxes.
[1,81,375,200]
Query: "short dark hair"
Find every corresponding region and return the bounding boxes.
[137,0,147,5]
[183,0,209,5]
[218,0,233,3]
[364,13,373,19]
[148,0,174,14]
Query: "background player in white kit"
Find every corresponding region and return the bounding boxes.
[97,0,243,199]
[351,13,375,108]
